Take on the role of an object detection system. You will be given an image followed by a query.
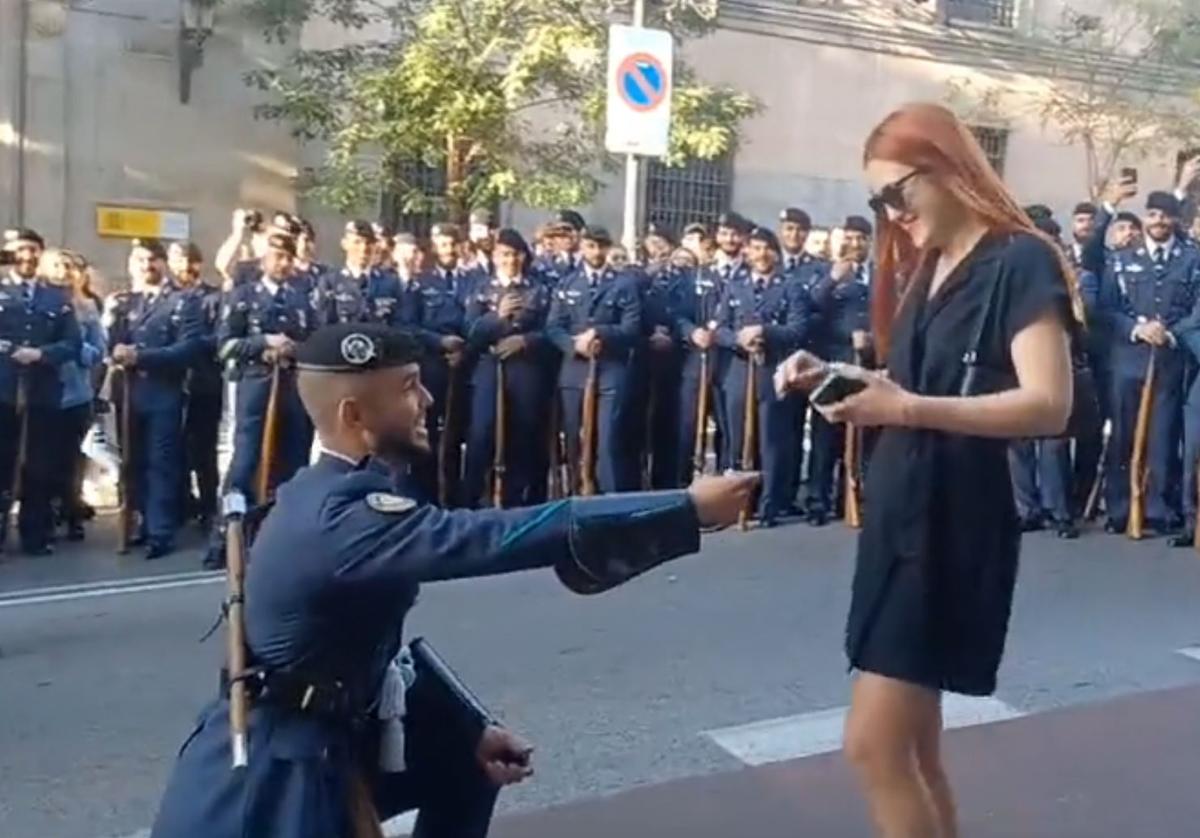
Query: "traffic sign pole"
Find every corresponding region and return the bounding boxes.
[621,0,646,254]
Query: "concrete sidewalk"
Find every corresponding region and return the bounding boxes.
[494,684,1200,837]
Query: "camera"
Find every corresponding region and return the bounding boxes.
[242,209,264,232]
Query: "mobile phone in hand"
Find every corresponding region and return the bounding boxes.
[1121,167,1138,185]
[809,369,868,408]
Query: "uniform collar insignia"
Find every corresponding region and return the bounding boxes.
[366,492,417,514]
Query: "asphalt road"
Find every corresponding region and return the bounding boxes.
[2,515,1200,838]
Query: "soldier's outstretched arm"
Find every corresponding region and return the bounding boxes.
[324,473,757,594]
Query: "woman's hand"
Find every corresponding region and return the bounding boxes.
[817,365,915,428]
[773,350,828,398]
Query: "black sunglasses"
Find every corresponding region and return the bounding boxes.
[868,170,924,217]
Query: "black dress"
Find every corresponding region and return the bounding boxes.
[846,232,1072,696]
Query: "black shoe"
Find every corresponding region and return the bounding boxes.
[65,522,85,542]
[807,509,829,527]
[1170,531,1195,548]
[1104,519,1127,535]
[146,541,174,561]
[1055,521,1080,540]
[22,543,53,557]
[202,547,226,570]
[1019,515,1045,533]
[80,502,96,521]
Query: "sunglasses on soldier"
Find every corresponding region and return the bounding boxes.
[868,169,924,217]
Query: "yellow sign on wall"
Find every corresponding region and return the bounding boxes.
[95,206,191,240]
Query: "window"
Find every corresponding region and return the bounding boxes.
[380,159,447,238]
[644,156,732,239]
[970,126,1009,176]
[943,0,1016,29]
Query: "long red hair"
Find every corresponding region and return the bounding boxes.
[863,103,1078,357]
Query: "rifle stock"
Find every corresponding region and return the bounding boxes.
[492,357,506,508]
[738,353,760,531]
[693,349,710,477]
[255,363,282,506]
[222,492,250,770]
[1127,349,1156,540]
[117,367,133,554]
[580,354,599,496]
[1082,425,1109,522]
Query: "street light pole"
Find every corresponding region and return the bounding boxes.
[620,0,646,254]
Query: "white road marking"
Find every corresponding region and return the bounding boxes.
[705,693,1026,767]
[0,571,223,609]
[1175,646,1200,664]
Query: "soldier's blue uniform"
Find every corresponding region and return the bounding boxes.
[632,262,684,489]
[315,266,409,327]
[182,281,224,525]
[0,260,81,552]
[219,275,317,505]
[461,274,553,507]
[1098,237,1200,528]
[547,263,642,493]
[150,324,708,838]
[715,269,812,524]
[412,264,473,505]
[107,285,203,553]
[781,251,829,514]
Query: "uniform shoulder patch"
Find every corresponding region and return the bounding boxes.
[365,492,417,514]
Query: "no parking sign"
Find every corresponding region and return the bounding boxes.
[605,25,673,157]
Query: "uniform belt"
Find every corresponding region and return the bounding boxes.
[221,666,361,719]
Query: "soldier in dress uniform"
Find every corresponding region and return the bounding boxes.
[680,221,713,266]
[1068,202,1097,270]
[217,233,318,510]
[465,209,498,275]
[642,222,675,272]
[534,211,585,279]
[316,221,406,327]
[373,223,398,275]
[805,215,874,526]
[460,229,553,507]
[215,209,270,290]
[107,239,204,558]
[547,226,641,493]
[0,228,80,554]
[1099,191,1200,534]
[715,227,813,526]
[168,241,224,530]
[705,213,754,472]
[149,322,756,838]
[293,218,330,299]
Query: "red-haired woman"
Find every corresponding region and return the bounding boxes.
[777,103,1076,837]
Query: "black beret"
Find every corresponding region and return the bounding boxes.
[779,207,812,229]
[644,222,674,244]
[747,227,781,253]
[1034,217,1062,238]
[555,210,586,232]
[581,226,613,246]
[495,228,530,255]
[430,222,461,240]
[4,228,45,249]
[266,233,297,256]
[296,323,425,373]
[344,220,377,241]
[1073,202,1098,217]
[716,212,749,234]
[843,215,874,236]
[469,208,495,227]
[1115,211,1143,229]
[682,222,710,238]
[1023,204,1054,222]
[130,238,167,259]
[393,232,418,247]
[1147,191,1182,217]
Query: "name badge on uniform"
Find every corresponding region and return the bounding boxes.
[366,492,417,514]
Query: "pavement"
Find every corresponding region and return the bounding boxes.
[2,513,1200,837]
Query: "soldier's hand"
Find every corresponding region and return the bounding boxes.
[265,334,290,351]
[11,347,42,365]
[446,349,465,368]
[688,472,761,528]
[495,335,525,359]
[441,334,466,352]
[1178,156,1200,192]
[830,259,855,282]
[475,726,534,787]
[650,331,675,352]
[774,349,828,398]
[691,328,713,350]
[497,295,524,319]
[1145,320,1169,347]
[110,344,136,366]
[1103,176,1137,206]
[231,209,248,235]
[736,325,763,351]
[573,331,597,357]
[851,330,871,352]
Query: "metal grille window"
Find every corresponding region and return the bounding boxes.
[644,157,732,239]
[944,0,1016,29]
[381,159,447,238]
[970,126,1009,176]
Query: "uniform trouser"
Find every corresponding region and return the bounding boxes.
[0,402,56,549]
[560,376,632,494]
[461,359,549,508]
[807,411,842,515]
[1009,438,1073,523]
[53,402,93,526]
[1105,356,1182,524]
[183,391,222,520]
[1180,375,1200,525]
[133,400,185,544]
[678,351,727,482]
[723,359,798,521]
[1072,364,1110,515]
[227,374,313,507]
[418,362,463,507]
[641,354,682,490]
